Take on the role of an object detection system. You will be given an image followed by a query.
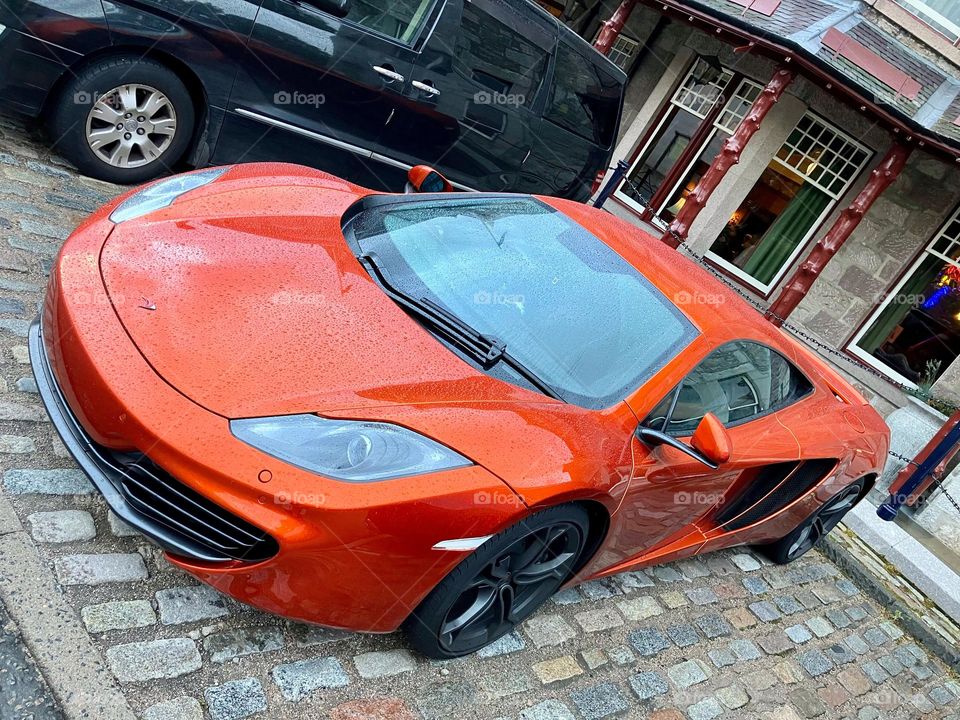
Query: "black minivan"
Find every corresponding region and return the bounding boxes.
[0,0,625,199]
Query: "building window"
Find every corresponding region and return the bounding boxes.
[850,206,960,387]
[614,57,743,219]
[706,114,871,293]
[607,35,641,71]
[893,0,960,44]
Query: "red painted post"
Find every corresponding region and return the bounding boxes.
[765,142,912,326]
[661,67,795,249]
[593,0,637,55]
[887,408,960,508]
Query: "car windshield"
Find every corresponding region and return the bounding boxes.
[349,197,698,408]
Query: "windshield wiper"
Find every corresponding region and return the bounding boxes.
[359,253,563,401]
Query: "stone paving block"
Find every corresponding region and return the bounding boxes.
[732,553,762,572]
[909,663,933,680]
[666,623,698,647]
[651,566,683,583]
[204,678,267,720]
[790,687,827,718]
[570,682,629,720]
[659,590,687,608]
[805,616,834,638]
[107,511,139,537]
[81,599,156,633]
[106,638,202,681]
[749,601,781,622]
[796,589,822,609]
[532,655,582,685]
[354,649,416,679]
[863,627,888,648]
[329,699,418,720]
[687,697,723,720]
[480,670,534,698]
[156,585,230,625]
[786,624,813,644]
[628,627,670,656]
[477,630,525,658]
[909,693,935,714]
[891,644,919,667]
[416,682,476,720]
[667,659,709,689]
[825,608,851,629]
[629,671,668,700]
[0,434,35,453]
[836,579,859,596]
[615,570,654,591]
[686,587,718,605]
[4,468,93,494]
[695,612,732,638]
[837,668,871,696]
[725,606,757,629]
[773,595,803,615]
[845,633,869,655]
[876,654,904,676]
[143,697,203,720]
[580,648,607,670]
[678,559,710,579]
[27,510,95,543]
[617,595,663,621]
[797,649,835,678]
[743,576,770,595]
[717,685,749,709]
[929,686,955,707]
[519,700,576,720]
[758,631,792,655]
[774,660,803,684]
[608,646,635,665]
[574,607,623,633]
[824,641,857,665]
[551,588,583,605]
[524,614,576,648]
[860,660,888,684]
[879,621,904,640]
[580,579,620,600]
[818,683,850,709]
[55,553,147,585]
[708,647,735,668]
[846,606,869,622]
[271,657,349,701]
[729,638,762,662]
[205,626,284,663]
[288,622,349,648]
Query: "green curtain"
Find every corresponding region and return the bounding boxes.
[857,254,943,353]
[742,184,832,285]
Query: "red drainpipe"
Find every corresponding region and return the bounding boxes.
[661,67,795,249]
[594,0,638,54]
[765,142,912,326]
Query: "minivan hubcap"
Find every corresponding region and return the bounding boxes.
[85,84,177,168]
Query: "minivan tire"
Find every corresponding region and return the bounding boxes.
[48,56,195,184]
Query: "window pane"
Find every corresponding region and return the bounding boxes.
[620,109,700,207]
[457,0,549,102]
[666,341,810,434]
[347,0,434,41]
[709,162,831,286]
[857,213,960,384]
[544,41,622,147]
[657,130,726,224]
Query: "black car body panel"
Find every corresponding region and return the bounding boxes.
[0,0,626,197]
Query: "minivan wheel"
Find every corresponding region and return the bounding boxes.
[755,479,865,565]
[405,505,590,659]
[48,56,195,184]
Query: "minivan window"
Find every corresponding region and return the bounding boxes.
[545,41,621,147]
[347,0,435,42]
[457,0,550,104]
[350,197,698,408]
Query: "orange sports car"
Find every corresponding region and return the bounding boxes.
[30,163,888,658]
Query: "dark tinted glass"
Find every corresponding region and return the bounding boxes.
[651,341,812,435]
[350,197,698,408]
[347,0,435,41]
[545,41,621,147]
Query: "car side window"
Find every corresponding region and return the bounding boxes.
[456,0,550,104]
[643,341,812,436]
[346,0,436,42]
[544,41,621,147]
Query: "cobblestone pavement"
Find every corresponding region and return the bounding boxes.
[0,116,958,720]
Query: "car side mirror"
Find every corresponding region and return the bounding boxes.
[301,0,351,17]
[406,165,453,194]
[636,412,730,469]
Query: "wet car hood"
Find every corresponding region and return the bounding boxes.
[99,178,545,419]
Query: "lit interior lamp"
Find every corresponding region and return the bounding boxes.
[666,195,686,216]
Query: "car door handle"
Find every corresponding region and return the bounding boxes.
[412,80,440,97]
[372,65,405,83]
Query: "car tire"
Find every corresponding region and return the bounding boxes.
[48,56,196,184]
[404,504,591,659]
[754,479,866,565]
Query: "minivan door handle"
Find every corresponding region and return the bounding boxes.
[372,65,405,83]
[412,80,440,97]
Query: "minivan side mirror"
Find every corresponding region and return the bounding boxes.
[406,165,453,193]
[636,413,731,469]
[301,0,351,18]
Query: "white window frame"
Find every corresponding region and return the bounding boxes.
[607,34,641,71]
[848,204,960,388]
[612,59,736,215]
[893,0,960,43]
[704,112,872,295]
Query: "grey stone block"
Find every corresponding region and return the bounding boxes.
[271,657,349,701]
[204,678,267,720]
[106,639,202,682]
[156,585,230,625]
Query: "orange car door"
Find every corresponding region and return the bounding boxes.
[610,341,802,567]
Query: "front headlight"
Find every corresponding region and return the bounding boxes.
[230,415,473,482]
[110,167,231,223]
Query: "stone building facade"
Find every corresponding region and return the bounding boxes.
[570,0,960,417]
